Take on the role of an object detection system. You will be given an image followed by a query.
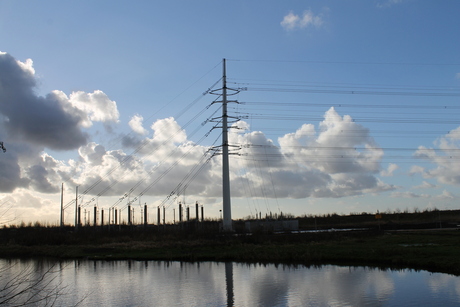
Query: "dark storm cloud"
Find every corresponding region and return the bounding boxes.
[121,134,143,149]
[0,153,26,192]
[0,52,121,194]
[26,164,58,193]
[0,52,88,150]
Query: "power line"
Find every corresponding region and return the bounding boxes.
[246,86,460,97]
[240,114,460,125]
[227,58,460,66]
[241,101,460,110]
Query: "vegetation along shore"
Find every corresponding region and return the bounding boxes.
[1,209,459,276]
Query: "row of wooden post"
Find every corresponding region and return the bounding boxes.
[71,202,204,228]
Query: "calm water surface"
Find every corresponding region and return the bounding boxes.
[0,259,459,306]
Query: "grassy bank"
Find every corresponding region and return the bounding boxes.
[0,226,459,276]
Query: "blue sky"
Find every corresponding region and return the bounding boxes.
[1,1,460,224]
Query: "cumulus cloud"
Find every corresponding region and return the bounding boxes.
[68,90,119,127]
[437,190,455,200]
[381,163,399,177]
[0,52,399,222]
[26,164,57,193]
[229,107,394,198]
[281,9,324,31]
[409,165,425,176]
[0,52,119,151]
[0,53,85,150]
[65,108,394,201]
[0,152,25,192]
[391,191,430,198]
[77,116,215,198]
[413,127,460,185]
[0,52,121,194]
[279,107,383,174]
[72,143,150,196]
[0,189,58,223]
[151,117,187,144]
[129,114,148,135]
[414,181,436,189]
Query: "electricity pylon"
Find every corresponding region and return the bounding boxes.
[210,59,242,231]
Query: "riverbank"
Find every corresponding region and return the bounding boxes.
[0,227,459,276]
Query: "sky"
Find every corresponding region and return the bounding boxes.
[1,0,460,225]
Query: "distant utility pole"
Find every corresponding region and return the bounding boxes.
[75,186,78,230]
[60,183,64,228]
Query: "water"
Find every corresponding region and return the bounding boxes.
[0,259,459,306]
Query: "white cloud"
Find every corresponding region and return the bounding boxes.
[279,107,383,175]
[456,73,460,79]
[0,189,60,224]
[413,128,460,185]
[409,165,425,176]
[129,114,148,135]
[151,117,187,144]
[281,10,324,31]
[436,190,455,200]
[0,52,120,151]
[390,191,429,198]
[377,0,405,8]
[280,12,299,31]
[0,51,400,223]
[381,163,399,177]
[69,90,120,127]
[230,107,393,198]
[101,117,215,197]
[414,181,436,189]
[16,58,35,76]
[0,52,122,194]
